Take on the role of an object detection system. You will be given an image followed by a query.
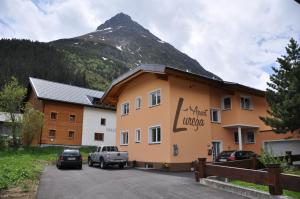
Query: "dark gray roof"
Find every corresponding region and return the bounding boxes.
[29,77,104,107]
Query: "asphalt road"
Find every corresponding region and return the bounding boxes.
[37,165,247,199]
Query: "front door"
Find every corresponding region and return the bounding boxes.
[212,141,221,162]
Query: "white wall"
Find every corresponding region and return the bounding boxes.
[82,107,116,146]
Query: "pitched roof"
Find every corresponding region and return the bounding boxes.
[29,77,110,108]
[102,64,265,104]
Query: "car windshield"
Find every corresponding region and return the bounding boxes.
[62,150,79,156]
[220,151,235,157]
[107,146,118,152]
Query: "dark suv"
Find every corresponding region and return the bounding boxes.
[215,150,256,162]
[56,149,82,169]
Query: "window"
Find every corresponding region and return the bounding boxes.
[50,112,57,119]
[94,133,104,141]
[120,131,128,145]
[210,108,221,123]
[246,131,255,144]
[240,96,252,110]
[234,132,239,144]
[68,131,75,139]
[121,102,129,115]
[49,129,56,138]
[101,118,106,126]
[222,97,231,110]
[149,90,161,107]
[69,114,76,122]
[135,97,141,110]
[135,129,141,143]
[149,126,161,144]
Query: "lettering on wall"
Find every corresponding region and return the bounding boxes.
[173,97,208,132]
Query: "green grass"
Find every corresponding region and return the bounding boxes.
[0,146,95,191]
[231,178,300,199]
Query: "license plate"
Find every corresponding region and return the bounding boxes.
[68,157,75,160]
[219,159,227,162]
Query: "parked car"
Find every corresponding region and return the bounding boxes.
[215,150,257,162]
[56,149,82,169]
[88,146,128,169]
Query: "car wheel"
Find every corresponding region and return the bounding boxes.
[119,163,124,169]
[78,165,82,170]
[88,158,93,167]
[100,158,106,169]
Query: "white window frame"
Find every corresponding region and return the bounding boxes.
[135,128,141,143]
[149,89,161,107]
[240,96,253,110]
[135,96,142,110]
[120,131,129,146]
[245,131,255,144]
[148,125,161,144]
[221,96,232,110]
[121,101,130,116]
[210,108,221,123]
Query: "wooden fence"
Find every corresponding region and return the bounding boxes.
[195,158,300,195]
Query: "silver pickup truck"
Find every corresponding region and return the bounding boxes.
[88,146,128,169]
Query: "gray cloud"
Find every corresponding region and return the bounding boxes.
[0,0,299,89]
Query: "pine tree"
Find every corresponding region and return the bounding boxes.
[260,38,300,134]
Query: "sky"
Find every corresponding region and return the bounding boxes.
[0,0,300,90]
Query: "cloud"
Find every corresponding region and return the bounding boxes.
[0,0,300,90]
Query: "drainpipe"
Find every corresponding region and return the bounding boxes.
[238,126,242,150]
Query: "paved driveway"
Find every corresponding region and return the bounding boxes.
[37,165,247,199]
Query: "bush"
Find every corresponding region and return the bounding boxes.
[259,149,288,170]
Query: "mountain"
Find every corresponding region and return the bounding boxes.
[50,13,221,87]
[0,13,221,91]
[0,39,87,89]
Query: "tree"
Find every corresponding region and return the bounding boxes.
[260,38,300,134]
[0,77,27,147]
[21,103,44,146]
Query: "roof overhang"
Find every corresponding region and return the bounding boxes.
[101,64,266,105]
[223,124,260,129]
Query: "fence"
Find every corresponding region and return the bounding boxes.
[195,158,300,195]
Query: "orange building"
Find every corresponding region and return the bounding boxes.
[102,64,300,171]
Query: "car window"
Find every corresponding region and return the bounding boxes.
[102,146,107,152]
[236,151,244,157]
[63,150,79,156]
[220,151,234,157]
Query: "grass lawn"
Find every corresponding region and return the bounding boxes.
[0,146,95,192]
[231,169,300,199]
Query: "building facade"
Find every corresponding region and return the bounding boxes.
[27,77,116,146]
[102,64,300,171]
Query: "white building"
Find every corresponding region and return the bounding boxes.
[82,107,116,146]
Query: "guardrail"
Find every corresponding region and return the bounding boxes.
[195,158,300,195]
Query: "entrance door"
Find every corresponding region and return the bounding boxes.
[212,141,222,162]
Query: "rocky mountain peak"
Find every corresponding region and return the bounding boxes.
[96,12,143,31]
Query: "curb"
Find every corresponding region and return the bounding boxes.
[199,177,291,199]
